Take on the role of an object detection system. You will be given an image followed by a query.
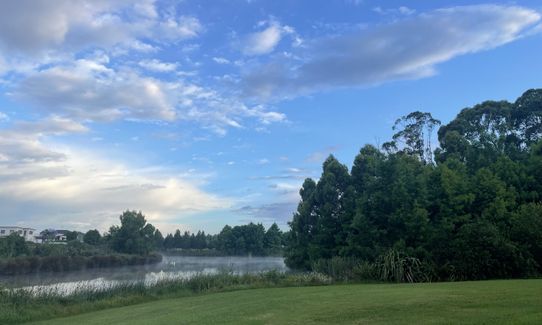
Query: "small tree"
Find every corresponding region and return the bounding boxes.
[0,233,29,258]
[66,231,79,242]
[264,223,283,255]
[84,229,102,245]
[109,210,156,255]
[153,229,164,250]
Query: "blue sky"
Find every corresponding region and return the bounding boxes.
[0,0,541,234]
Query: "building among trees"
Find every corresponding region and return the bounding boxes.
[0,226,38,242]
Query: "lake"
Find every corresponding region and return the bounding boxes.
[0,255,287,295]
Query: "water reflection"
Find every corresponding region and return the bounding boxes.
[0,256,287,295]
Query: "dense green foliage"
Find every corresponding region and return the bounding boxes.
[27,280,542,325]
[163,222,284,256]
[0,211,163,275]
[0,271,331,324]
[108,211,159,255]
[0,234,30,258]
[286,89,542,281]
[83,229,102,245]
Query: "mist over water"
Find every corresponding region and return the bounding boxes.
[0,256,287,295]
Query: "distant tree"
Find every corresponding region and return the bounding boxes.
[217,225,235,254]
[264,223,283,255]
[83,229,102,245]
[242,223,266,255]
[153,229,164,250]
[163,233,174,249]
[390,111,441,164]
[195,231,207,249]
[40,229,56,242]
[65,231,80,242]
[109,210,156,255]
[173,230,182,248]
[0,233,29,258]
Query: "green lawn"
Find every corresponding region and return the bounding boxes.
[31,280,542,324]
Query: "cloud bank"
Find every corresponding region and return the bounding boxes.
[0,120,230,231]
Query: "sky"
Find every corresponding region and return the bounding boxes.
[0,0,541,235]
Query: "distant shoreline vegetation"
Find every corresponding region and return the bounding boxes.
[0,211,286,276]
[0,253,162,276]
[0,211,166,276]
[161,223,286,257]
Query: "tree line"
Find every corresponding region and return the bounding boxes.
[2,211,286,258]
[285,89,542,281]
[162,223,284,256]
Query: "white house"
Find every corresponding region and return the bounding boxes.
[0,226,38,242]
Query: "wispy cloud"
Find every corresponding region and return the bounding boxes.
[242,20,294,55]
[15,59,178,121]
[242,5,541,100]
[138,59,178,72]
[213,57,230,64]
[233,202,298,225]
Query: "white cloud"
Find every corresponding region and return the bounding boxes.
[13,57,286,133]
[242,5,541,99]
[0,1,201,63]
[0,55,7,76]
[270,182,299,195]
[15,59,178,121]
[139,59,178,72]
[176,85,286,135]
[243,21,293,56]
[373,6,416,16]
[398,6,416,15]
[213,57,231,64]
[286,167,302,173]
[0,112,8,121]
[0,2,286,134]
[15,116,89,135]
[133,0,159,19]
[0,120,230,231]
[158,15,202,41]
[0,117,88,165]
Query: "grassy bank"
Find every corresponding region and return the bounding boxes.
[0,271,331,324]
[30,279,542,324]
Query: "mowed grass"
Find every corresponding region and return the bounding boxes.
[31,279,542,324]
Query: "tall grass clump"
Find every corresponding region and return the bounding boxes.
[312,249,434,283]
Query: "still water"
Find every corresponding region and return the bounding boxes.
[0,256,287,295]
